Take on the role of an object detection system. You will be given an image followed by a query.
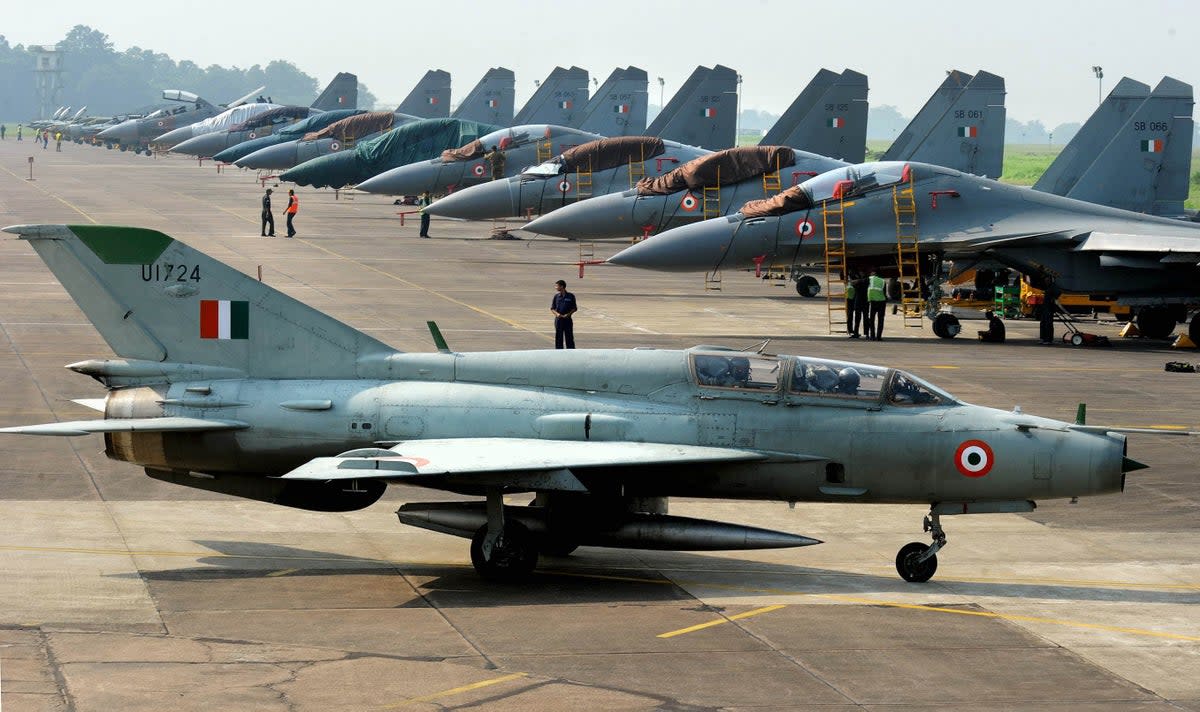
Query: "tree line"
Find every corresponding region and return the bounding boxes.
[0,25,376,120]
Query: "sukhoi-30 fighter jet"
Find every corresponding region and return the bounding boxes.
[0,223,1159,583]
[96,87,264,155]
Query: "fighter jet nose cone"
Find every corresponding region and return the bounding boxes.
[356,169,401,194]
[237,142,295,170]
[525,193,625,239]
[607,218,738,271]
[171,134,220,156]
[154,127,189,147]
[425,180,514,220]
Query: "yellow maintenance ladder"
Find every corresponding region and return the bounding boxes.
[536,137,553,164]
[822,196,849,334]
[627,144,647,188]
[892,175,924,328]
[702,165,721,219]
[574,155,594,201]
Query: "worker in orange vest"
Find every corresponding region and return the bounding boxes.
[285,189,299,238]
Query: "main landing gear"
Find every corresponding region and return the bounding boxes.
[895,510,947,583]
[470,489,538,581]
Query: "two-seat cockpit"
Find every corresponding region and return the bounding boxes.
[689,352,952,407]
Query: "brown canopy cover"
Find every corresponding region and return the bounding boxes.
[440,139,485,162]
[560,136,665,173]
[303,111,395,141]
[739,184,811,218]
[637,146,796,196]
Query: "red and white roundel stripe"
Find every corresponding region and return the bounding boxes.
[794,219,814,238]
[330,141,341,151]
[248,131,257,139]
[558,179,572,193]
[680,192,699,212]
[157,120,165,127]
[472,163,486,177]
[955,440,994,477]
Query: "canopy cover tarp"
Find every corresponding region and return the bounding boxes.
[281,119,502,188]
[637,146,796,196]
[740,184,811,218]
[188,104,282,135]
[303,111,397,141]
[560,137,665,174]
[230,106,312,132]
[441,139,485,162]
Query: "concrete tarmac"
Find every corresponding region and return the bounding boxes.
[0,138,1197,711]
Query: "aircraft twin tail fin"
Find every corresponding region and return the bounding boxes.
[576,66,648,136]
[452,67,516,126]
[395,69,451,119]
[886,70,1006,178]
[311,72,359,112]
[514,66,590,127]
[762,69,868,163]
[4,225,400,381]
[1061,77,1194,216]
[648,65,739,151]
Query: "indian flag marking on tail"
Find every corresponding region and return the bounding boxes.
[200,300,249,340]
[702,107,717,118]
[337,96,345,105]
[957,125,978,138]
[427,96,439,105]
[558,100,572,109]
[613,104,631,114]
[487,99,499,108]
[1140,138,1163,152]
[827,117,844,128]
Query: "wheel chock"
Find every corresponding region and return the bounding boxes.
[1171,333,1197,349]
[1119,322,1141,338]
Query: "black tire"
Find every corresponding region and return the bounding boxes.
[1189,313,1200,346]
[1136,307,1175,340]
[931,313,960,340]
[795,275,820,298]
[470,522,538,582]
[895,541,938,583]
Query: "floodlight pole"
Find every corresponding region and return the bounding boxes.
[1092,66,1103,106]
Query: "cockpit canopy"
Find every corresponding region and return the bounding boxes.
[689,352,954,406]
[162,90,200,103]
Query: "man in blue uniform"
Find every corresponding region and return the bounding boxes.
[550,279,578,349]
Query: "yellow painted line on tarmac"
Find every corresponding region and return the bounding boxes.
[382,672,528,709]
[266,568,298,577]
[657,604,786,638]
[0,163,98,224]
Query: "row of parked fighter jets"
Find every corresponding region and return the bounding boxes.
[46,65,1200,343]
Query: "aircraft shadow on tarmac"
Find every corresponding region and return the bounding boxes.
[109,539,1200,608]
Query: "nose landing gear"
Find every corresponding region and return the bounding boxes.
[896,511,946,583]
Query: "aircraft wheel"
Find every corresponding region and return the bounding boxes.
[931,313,960,339]
[795,275,821,298]
[895,541,938,583]
[118,144,126,152]
[470,522,538,582]
[1190,313,1200,346]
[1136,307,1175,340]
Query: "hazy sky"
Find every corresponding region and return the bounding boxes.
[5,0,1197,127]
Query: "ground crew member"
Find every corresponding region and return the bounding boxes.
[55,131,62,151]
[844,271,858,338]
[978,310,1006,343]
[260,188,275,236]
[285,189,299,238]
[1039,282,1059,345]
[853,272,871,339]
[417,191,432,238]
[485,145,506,180]
[550,279,577,349]
[42,129,49,149]
[1,124,6,140]
[16,125,22,141]
[867,268,887,340]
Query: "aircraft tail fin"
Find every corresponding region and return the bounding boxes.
[4,225,400,381]
[887,70,1006,178]
[452,67,515,125]
[648,64,739,150]
[311,72,359,111]
[395,69,451,118]
[513,66,589,126]
[760,69,838,147]
[1034,77,1151,196]
[1064,77,1194,216]
[577,66,648,136]
[883,70,971,161]
[766,69,868,162]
